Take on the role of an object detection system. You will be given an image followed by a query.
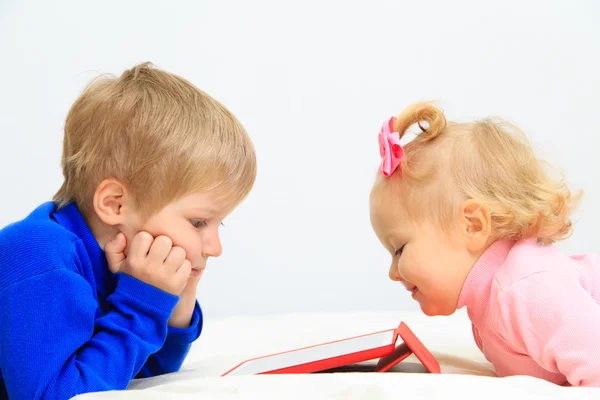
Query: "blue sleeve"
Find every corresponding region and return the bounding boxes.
[0,270,178,400]
[136,301,203,378]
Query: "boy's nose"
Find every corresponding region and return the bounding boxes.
[202,232,222,258]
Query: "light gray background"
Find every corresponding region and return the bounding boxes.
[1,0,598,318]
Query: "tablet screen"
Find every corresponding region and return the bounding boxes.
[224,329,395,376]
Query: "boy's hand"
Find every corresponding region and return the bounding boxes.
[168,272,203,328]
[105,232,191,296]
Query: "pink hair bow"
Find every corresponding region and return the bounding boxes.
[378,116,403,176]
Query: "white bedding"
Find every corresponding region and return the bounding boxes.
[74,310,600,399]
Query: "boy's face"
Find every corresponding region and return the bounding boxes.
[121,191,233,276]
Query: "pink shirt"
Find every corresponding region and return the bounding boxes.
[457,238,600,387]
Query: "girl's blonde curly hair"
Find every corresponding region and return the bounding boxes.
[371,101,581,245]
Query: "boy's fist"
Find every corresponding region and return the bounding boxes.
[104,231,191,296]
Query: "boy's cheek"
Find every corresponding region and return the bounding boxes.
[118,213,149,255]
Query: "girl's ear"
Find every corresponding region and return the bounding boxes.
[459,199,492,253]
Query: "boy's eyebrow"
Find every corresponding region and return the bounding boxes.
[189,204,221,214]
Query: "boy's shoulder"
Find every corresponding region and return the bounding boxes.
[0,202,81,292]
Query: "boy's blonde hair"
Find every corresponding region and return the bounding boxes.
[371,102,581,245]
[54,62,256,219]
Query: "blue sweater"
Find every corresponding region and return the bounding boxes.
[0,202,203,399]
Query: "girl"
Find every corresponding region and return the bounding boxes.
[369,102,600,387]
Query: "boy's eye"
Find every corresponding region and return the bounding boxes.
[394,244,405,256]
[190,219,207,228]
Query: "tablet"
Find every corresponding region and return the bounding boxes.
[221,321,440,376]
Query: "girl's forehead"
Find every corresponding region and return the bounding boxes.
[370,189,409,230]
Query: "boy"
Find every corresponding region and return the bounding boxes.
[0,62,256,399]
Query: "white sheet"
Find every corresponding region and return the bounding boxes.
[74,310,600,399]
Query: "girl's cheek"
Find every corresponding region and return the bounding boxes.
[399,255,418,281]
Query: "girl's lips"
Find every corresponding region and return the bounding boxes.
[404,284,416,292]
[404,284,418,298]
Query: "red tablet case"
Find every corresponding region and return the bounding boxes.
[221,321,440,376]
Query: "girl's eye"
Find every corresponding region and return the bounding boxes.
[394,244,405,256]
[190,219,207,228]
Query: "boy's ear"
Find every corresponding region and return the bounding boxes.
[93,179,134,226]
[459,199,492,253]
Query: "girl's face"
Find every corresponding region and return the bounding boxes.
[370,191,480,316]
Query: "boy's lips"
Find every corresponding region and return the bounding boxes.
[191,265,205,277]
